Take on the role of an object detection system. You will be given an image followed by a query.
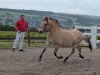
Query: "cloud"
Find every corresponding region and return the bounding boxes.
[0,0,100,16]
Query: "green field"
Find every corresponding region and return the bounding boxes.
[0,31,46,37]
[0,31,46,49]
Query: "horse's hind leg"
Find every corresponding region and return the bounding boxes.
[76,45,84,59]
[38,47,47,61]
[54,47,63,59]
[63,44,75,62]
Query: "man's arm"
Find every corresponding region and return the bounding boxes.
[26,21,29,31]
[25,21,29,37]
[15,21,20,33]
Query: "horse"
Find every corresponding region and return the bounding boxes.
[38,16,92,62]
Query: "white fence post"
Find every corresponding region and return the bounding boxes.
[75,25,100,49]
[91,26,97,49]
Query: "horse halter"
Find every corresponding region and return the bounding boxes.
[40,17,50,32]
[42,16,48,22]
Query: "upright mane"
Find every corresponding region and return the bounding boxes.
[49,17,60,27]
[42,16,60,27]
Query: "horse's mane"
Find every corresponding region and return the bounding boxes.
[49,17,58,23]
[49,17,60,27]
[42,16,60,27]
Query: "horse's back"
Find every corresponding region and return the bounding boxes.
[61,29,84,44]
[61,29,83,37]
[69,29,84,43]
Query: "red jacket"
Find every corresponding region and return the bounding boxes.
[15,20,28,32]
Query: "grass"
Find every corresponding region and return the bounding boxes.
[0,31,46,49]
[0,42,45,49]
[0,31,16,37]
[0,31,46,37]
[1,31,99,49]
[0,43,12,49]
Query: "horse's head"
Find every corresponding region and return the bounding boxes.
[38,16,50,33]
[38,16,60,33]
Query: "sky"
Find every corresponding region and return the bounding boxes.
[0,0,100,16]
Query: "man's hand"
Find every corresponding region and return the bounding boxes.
[17,30,21,33]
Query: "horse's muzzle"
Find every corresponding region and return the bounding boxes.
[39,31,43,34]
[38,28,43,34]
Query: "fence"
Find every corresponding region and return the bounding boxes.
[75,26,100,49]
[0,30,46,48]
[1,26,100,49]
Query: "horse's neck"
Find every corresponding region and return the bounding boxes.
[48,24,60,37]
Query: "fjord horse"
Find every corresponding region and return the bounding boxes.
[38,17,92,62]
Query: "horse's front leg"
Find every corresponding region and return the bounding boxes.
[38,47,47,61]
[38,41,49,61]
[54,47,63,59]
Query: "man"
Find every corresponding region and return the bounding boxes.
[12,15,28,51]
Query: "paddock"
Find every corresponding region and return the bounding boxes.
[0,47,100,75]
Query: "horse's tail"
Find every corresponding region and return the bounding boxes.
[84,36,92,52]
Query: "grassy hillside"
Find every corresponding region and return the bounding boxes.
[0,8,100,29]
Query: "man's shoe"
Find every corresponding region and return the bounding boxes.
[19,49,24,51]
[12,48,15,52]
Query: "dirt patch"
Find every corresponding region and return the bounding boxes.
[0,47,100,75]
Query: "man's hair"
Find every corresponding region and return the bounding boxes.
[20,15,24,17]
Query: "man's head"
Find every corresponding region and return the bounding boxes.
[20,15,25,20]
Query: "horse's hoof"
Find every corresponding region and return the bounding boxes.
[63,57,68,62]
[79,55,84,59]
[38,58,41,61]
[63,60,66,62]
[58,56,63,59]
[63,59,67,62]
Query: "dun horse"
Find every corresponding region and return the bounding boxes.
[38,17,92,62]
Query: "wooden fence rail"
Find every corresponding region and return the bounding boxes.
[0,37,46,40]
[0,37,46,46]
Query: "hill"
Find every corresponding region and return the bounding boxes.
[0,8,100,29]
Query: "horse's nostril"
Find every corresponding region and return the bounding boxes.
[39,31,43,34]
[37,28,43,33]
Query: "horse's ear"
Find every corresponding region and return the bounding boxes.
[43,16,48,22]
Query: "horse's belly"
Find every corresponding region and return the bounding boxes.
[61,43,73,47]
